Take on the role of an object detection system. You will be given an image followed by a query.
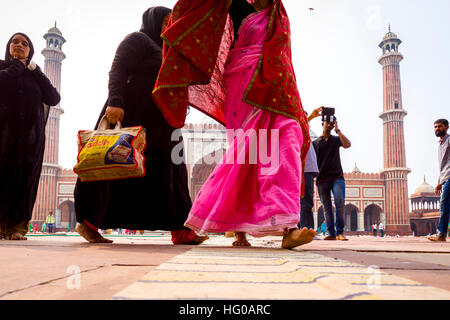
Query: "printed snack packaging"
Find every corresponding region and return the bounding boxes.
[73,117,146,182]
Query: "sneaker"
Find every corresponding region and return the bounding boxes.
[324,235,337,241]
[337,234,349,241]
[428,235,446,242]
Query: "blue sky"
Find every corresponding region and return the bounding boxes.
[1,0,449,196]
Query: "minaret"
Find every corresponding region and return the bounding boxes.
[378,27,411,234]
[32,24,66,222]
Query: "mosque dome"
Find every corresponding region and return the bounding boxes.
[352,163,361,174]
[414,177,435,194]
[383,31,398,42]
[379,26,402,49]
[47,25,63,36]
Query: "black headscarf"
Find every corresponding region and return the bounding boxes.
[5,32,34,65]
[140,6,172,48]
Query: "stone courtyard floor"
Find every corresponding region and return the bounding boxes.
[0,232,449,301]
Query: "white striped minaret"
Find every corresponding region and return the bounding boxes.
[32,24,66,223]
[378,27,411,234]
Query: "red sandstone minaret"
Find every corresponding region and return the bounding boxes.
[378,27,411,234]
[32,24,66,223]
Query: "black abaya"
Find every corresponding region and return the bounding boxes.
[74,9,193,231]
[0,34,60,225]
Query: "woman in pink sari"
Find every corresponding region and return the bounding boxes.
[180,0,316,248]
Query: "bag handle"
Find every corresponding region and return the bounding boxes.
[98,115,122,130]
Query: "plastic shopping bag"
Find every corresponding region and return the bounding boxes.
[73,116,146,182]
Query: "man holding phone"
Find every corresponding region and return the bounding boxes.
[313,109,352,240]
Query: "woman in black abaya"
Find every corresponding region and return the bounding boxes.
[0,33,60,240]
[74,7,209,245]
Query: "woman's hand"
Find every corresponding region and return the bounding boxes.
[105,106,124,125]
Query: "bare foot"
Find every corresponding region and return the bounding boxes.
[76,223,113,244]
[189,234,210,245]
[282,227,316,249]
[6,233,27,241]
[225,232,235,238]
[233,232,251,247]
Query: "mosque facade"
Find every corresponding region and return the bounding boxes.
[409,178,441,236]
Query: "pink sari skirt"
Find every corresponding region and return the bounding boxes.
[184,16,303,238]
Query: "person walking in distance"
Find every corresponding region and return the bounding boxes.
[379,221,384,237]
[45,211,55,233]
[313,115,352,241]
[429,119,449,242]
[319,220,327,236]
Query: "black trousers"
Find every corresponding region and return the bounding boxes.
[299,172,315,230]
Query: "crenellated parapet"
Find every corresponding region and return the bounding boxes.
[183,123,226,131]
[345,172,382,181]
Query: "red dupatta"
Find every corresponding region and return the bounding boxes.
[152,0,310,194]
[152,0,232,127]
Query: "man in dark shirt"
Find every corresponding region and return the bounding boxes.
[313,120,351,240]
